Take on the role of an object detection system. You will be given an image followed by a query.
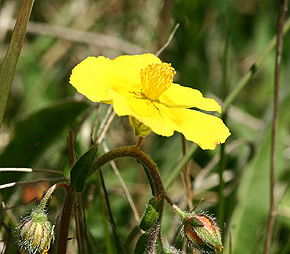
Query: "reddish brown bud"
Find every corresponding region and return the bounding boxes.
[183,214,223,253]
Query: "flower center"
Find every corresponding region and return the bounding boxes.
[140,63,175,100]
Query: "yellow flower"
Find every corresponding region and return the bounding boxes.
[70,53,230,150]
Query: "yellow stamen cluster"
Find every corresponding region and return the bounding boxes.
[140,63,175,100]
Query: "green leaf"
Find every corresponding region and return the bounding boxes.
[0,0,35,127]
[70,146,98,192]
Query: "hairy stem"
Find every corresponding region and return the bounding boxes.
[89,146,165,195]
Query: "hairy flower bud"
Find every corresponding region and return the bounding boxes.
[183,214,223,253]
[19,209,54,254]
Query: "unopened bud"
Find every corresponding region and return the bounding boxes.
[19,209,54,254]
[183,213,223,253]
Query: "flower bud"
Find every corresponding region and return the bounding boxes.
[183,213,223,253]
[129,116,151,137]
[19,209,54,254]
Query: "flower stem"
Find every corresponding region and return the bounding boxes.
[163,193,175,207]
[134,137,144,149]
[88,145,174,253]
[89,146,165,195]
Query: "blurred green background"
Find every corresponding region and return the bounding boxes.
[0,0,290,253]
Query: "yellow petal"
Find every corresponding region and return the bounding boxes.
[70,56,122,102]
[69,54,161,103]
[159,106,230,150]
[112,54,162,90]
[160,83,221,112]
[69,53,230,149]
[107,89,174,136]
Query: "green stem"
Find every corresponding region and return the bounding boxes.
[89,146,165,195]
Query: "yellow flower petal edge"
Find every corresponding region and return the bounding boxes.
[160,83,221,113]
[69,53,231,150]
[157,104,230,150]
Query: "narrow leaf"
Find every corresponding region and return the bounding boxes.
[70,146,98,192]
[0,0,35,127]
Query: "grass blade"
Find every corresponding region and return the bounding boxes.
[0,0,35,127]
